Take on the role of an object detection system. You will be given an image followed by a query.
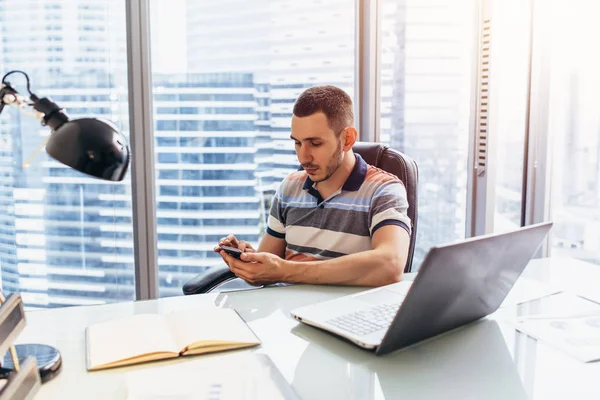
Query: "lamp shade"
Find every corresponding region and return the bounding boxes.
[45,117,130,181]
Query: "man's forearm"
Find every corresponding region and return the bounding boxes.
[282,249,405,287]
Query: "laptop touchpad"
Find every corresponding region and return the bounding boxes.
[353,288,407,305]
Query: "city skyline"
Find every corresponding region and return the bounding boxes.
[1,0,597,308]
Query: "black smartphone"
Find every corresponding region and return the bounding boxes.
[219,245,243,259]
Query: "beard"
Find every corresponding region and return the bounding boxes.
[313,141,344,183]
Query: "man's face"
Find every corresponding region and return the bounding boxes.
[291,112,345,183]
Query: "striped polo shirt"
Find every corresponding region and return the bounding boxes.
[266,154,411,262]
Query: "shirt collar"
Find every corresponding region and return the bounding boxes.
[302,153,367,192]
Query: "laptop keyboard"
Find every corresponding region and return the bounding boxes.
[326,302,401,336]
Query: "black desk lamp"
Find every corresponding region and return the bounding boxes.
[0,70,131,383]
[0,70,130,181]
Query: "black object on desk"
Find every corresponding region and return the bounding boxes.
[0,293,42,398]
[0,344,62,383]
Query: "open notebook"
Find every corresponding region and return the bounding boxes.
[86,308,260,371]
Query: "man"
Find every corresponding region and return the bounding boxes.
[216,85,411,287]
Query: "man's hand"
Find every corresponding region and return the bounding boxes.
[219,250,287,286]
[214,234,256,254]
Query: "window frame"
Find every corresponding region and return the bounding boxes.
[126,0,159,300]
[125,0,550,301]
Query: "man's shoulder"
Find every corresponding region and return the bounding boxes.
[277,170,308,194]
[364,164,403,185]
[285,170,308,182]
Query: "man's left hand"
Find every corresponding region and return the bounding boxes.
[220,250,288,286]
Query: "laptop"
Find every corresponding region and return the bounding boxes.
[290,222,553,355]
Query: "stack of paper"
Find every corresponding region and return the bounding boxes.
[515,314,600,362]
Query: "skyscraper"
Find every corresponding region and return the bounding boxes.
[0,0,134,307]
[0,0,355,304]
[380,0,472,265]
[155,0,356,295]
[1,0,479,307]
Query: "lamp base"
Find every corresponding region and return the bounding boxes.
[0,344,61,383]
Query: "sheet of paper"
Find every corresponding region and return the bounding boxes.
[500,277,562,308]
[125,353,298,400]
[515,314,600,362]
[575,286,600,305]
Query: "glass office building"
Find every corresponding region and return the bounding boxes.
[0,0,133,307]
[379,1,472,263]
[0,0,352,305]
[1,0,598,308]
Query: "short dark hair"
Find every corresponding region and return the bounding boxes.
[292,85,354,134]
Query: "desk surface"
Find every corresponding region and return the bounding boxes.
[20,257,600,399]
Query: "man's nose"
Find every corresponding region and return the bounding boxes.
[297,146,312,164]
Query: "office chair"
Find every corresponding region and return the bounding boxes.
[183,142,419,295]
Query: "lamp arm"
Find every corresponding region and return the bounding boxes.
[30,95,70,131]
[0,82,69,132]
[1,70,37,120]
[1,83,55,168]
[0,83,45,121]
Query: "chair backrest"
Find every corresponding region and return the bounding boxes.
[352,142,419,272]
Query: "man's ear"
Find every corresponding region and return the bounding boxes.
[342,127,358,150]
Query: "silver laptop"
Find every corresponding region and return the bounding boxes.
[290,222,553,355]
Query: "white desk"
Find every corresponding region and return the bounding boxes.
[20,257,600,399]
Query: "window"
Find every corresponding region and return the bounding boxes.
[544,0,600,265]
[492,0,532,232]
[4,0,588,304]
[150,0,356,297]
[379,0,475,267]
[0,0,133,308]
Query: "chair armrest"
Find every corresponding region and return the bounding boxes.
[182,265,237,295]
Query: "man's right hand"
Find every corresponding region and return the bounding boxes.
[214,234,256,254]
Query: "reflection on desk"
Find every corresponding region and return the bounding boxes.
[125,353,298,400]
[19,257,600,400]
[290,319,528,400]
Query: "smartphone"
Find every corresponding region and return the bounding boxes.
[219,245,243,259]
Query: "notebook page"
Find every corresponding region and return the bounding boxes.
[165,308,260,352]
[87,314,179,370]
